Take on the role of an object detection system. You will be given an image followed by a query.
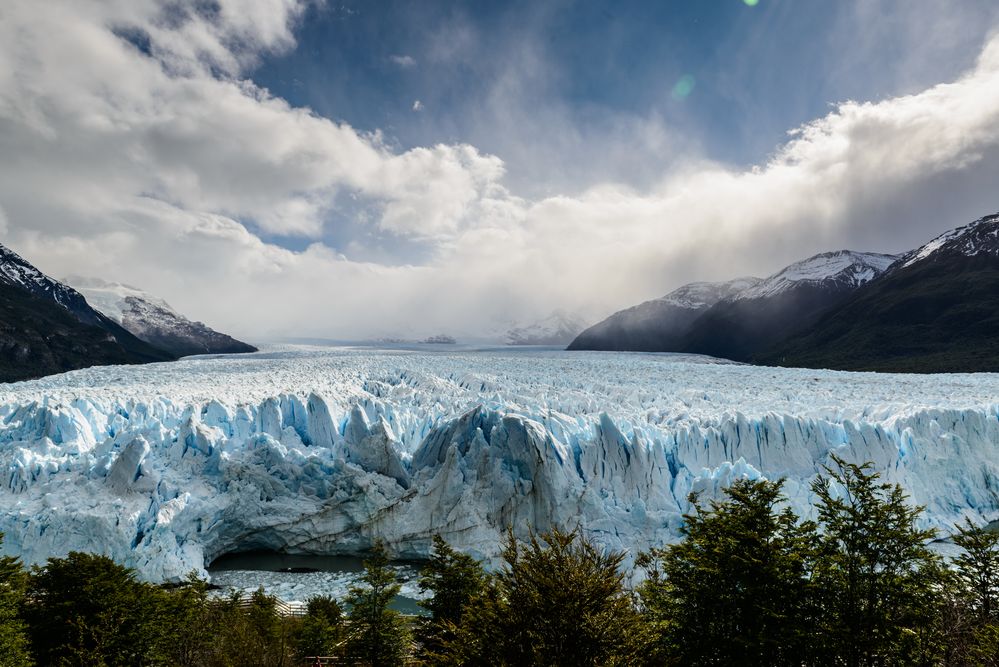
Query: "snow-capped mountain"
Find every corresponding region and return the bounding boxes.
[67,277,256,358]
[899,211,999,267]
[766,212,999,372]
[568,277,759,351]
[570,249,899,362]
[506,310,586,345]
[657,277,762,308]
[1,244,113,327]
[676,249,900,362]
[733,250,898,300]
[0,243,174,382]
[569,250,898,361]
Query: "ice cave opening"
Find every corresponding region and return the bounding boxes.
[206,549,428,612]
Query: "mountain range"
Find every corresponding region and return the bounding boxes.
[761,213,999,372]
[0,243,255,382]
[0,244,174,382]
[505,310,586,345]
[570,212,999,372]
[67,277,257,357]
[4,210,999,381]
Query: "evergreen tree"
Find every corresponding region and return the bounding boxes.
[295,595,345,661]
[0,533,31,667]
[416,535,486,660]
[443,528,643,666]
[954,518,999,620]
[146,573,219,667]
[810,455,940,666]
[345,542,411,666]
[949,519,999,665]
[638,478,819,666]
[24,551,155,666]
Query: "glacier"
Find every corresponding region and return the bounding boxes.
[1,345,998,585]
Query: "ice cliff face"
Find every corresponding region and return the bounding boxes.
[1,347,998,582]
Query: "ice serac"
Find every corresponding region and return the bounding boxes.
[0,348,998,582]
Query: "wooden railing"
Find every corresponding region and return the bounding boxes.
[234,597,308,617]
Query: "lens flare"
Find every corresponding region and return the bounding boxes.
[744,0,759,6]
[671,74,696,100]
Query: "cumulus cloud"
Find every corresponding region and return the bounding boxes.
[1,0,999,342]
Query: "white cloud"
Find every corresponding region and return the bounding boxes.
[391,54,417,68]
[412,99,424,111]
[1,1,999,342]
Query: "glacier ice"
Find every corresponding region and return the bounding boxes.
[1,345,998,585]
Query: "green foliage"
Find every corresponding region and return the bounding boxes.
[638,478,820,666]
[6,462,999,665]
[345,542,411,666]
[22,556,299,667]
[0,534,31,667]
[196,589,299,667]
[953,518,999,620]
[24,551,156,666]
[939,520,999,666]
[442,528,644,666]
[416,534,486,661]
[143,573,218,667]
[295,595,344,660]
[810,455,942,665]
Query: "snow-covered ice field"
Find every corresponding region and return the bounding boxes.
[2,344,999,599]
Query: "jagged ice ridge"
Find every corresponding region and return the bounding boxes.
[1,346,998,583]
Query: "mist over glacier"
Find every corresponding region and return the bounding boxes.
[1,345,997,583]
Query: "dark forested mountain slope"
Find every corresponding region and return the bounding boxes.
[762,213,999,372]
[0,244,174,383]
[568,277,760,352]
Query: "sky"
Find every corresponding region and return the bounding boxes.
[2,0,999,342]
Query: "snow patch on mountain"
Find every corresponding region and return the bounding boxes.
[0,346,997,585]
[66,277,173,323]
[67,276,256,357]
[505,310,586,345]
[657,277,761,309]
[901,212,999,267]
[735,250,899,300]
[0,244,106,324]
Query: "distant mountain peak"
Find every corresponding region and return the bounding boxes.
[657,276,761,309]
[735,250,899,300]
[900,211,999,268]
[0,243,175,382]
[0,243,117,326]
[66,276,256,357]
[506,310,585,345]
[65,276,174,321]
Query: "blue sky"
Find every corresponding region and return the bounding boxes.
[3,0,999,339]
[245,0,999,262]
[253,0,997,188]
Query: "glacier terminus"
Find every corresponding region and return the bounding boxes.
[1,345,998,586]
